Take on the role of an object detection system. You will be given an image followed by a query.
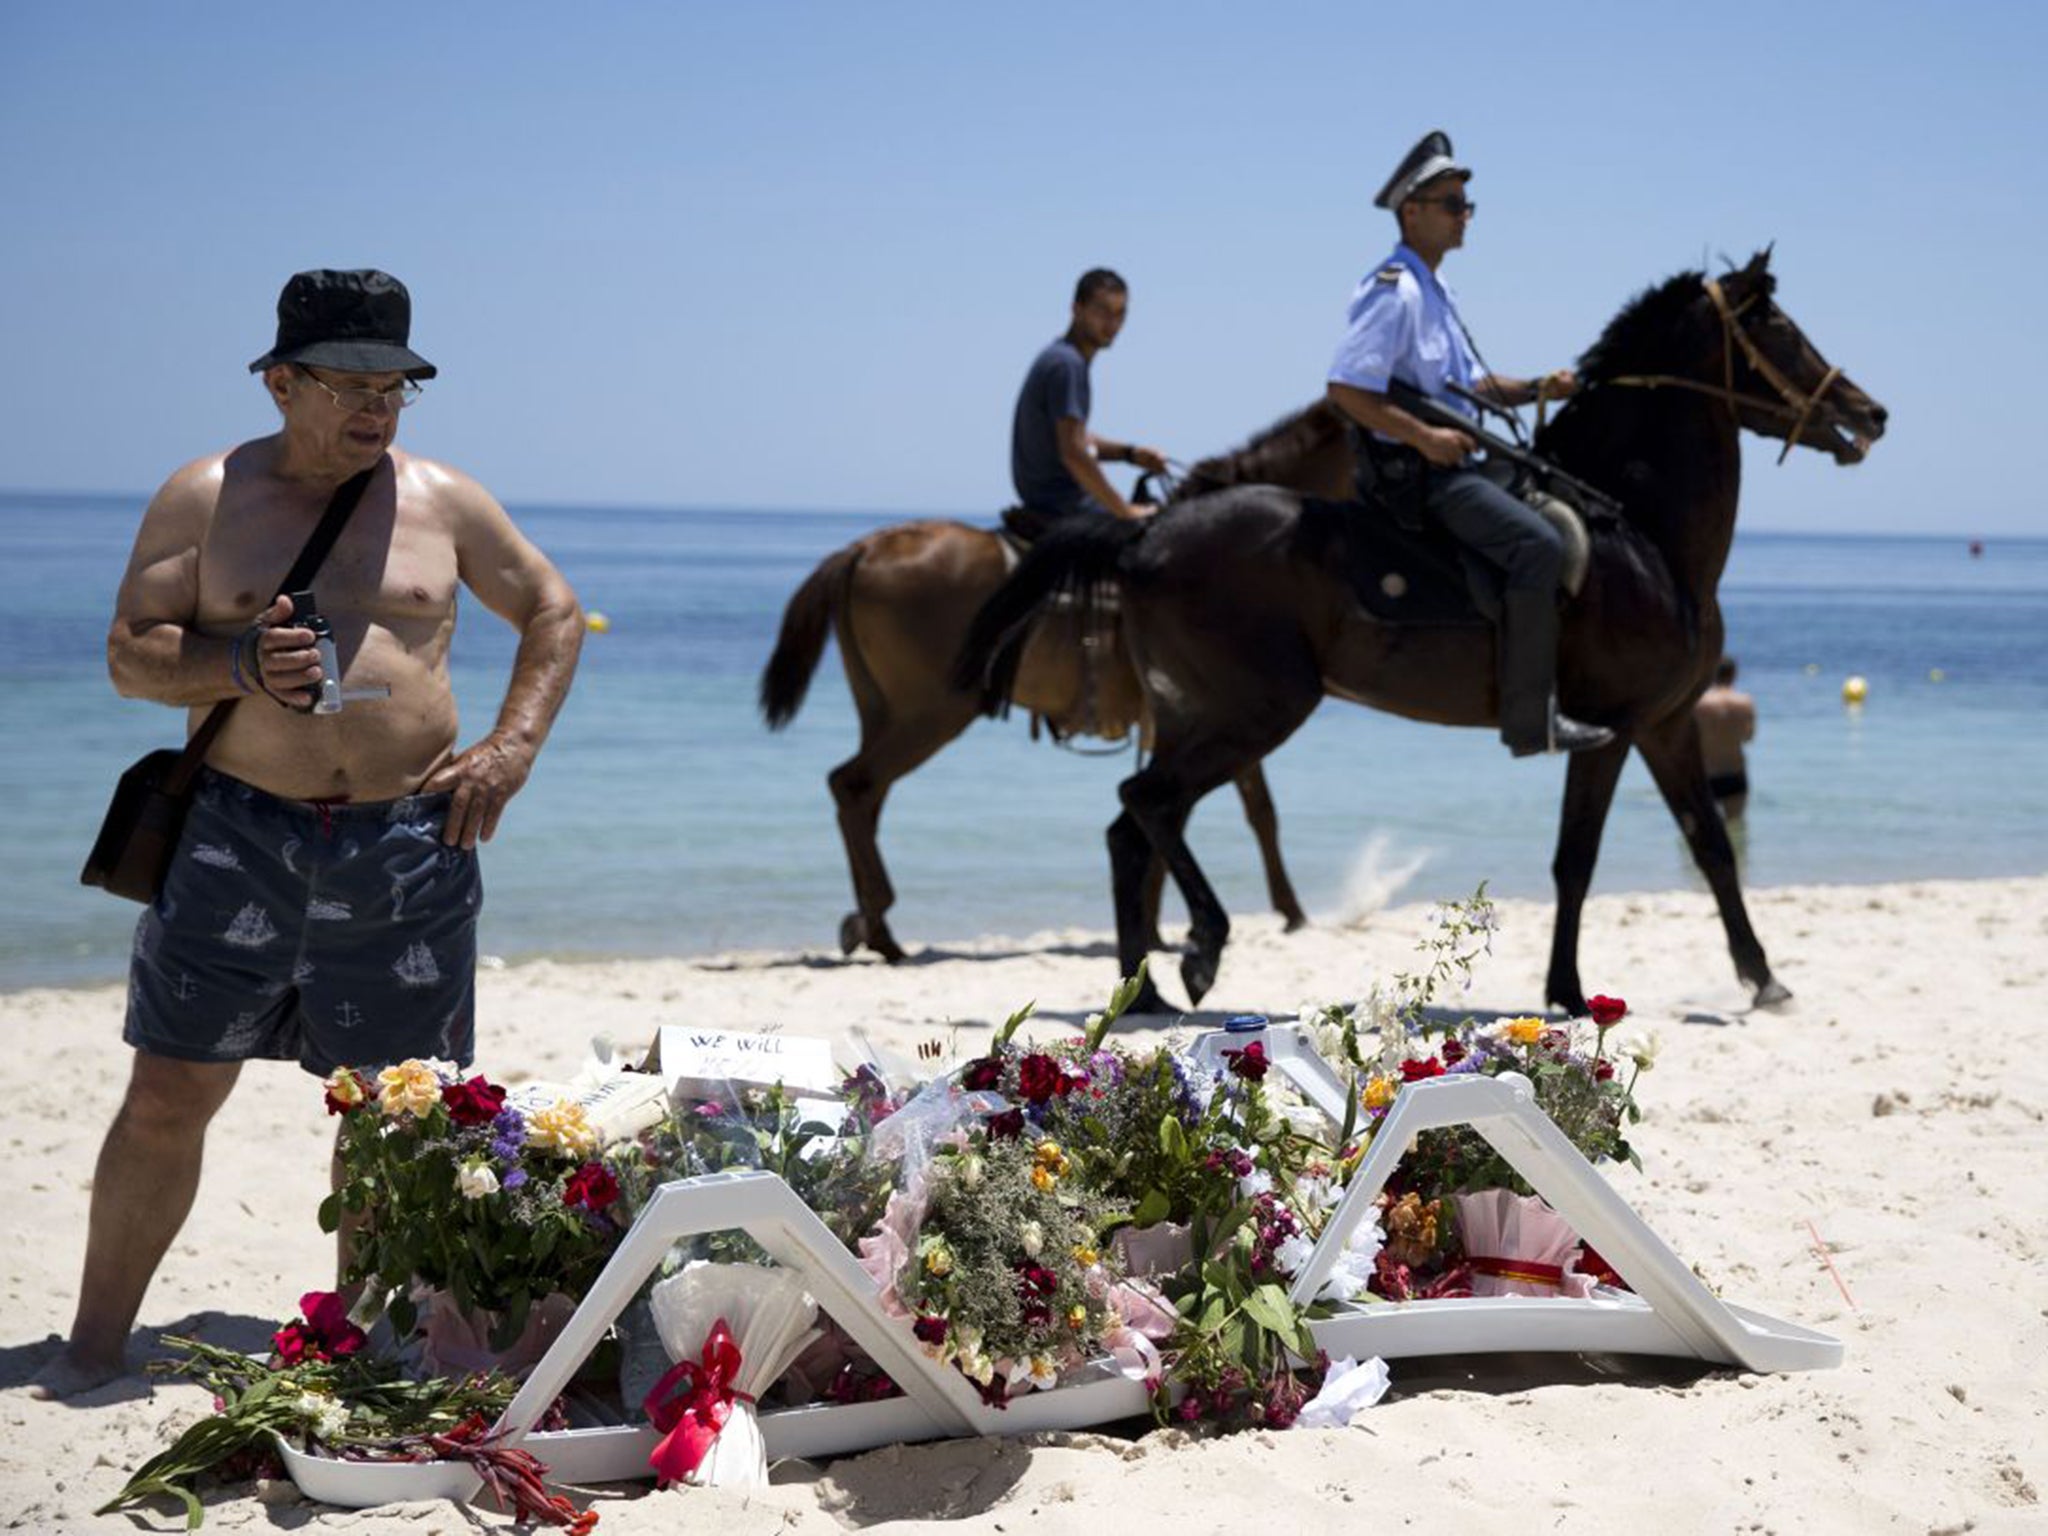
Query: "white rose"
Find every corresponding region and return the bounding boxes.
[456,1162,500,1200]
[1019,1220,1045,1257]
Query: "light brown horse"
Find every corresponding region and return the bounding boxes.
[759,414,1355,962]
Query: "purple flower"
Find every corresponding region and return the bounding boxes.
[502,1168,528,1190]
[489,1106,527,1163]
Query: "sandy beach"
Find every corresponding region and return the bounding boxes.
[4,875,2044,1533]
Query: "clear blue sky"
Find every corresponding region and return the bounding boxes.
[3,1,2041,533]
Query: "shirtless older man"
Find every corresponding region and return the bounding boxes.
[35,269,582,1395]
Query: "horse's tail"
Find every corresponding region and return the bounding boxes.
[760,543,863,729]
[952,517,1146,713]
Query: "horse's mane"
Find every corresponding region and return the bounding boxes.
[1574,268,1715,383]
[1174,401,1345,499]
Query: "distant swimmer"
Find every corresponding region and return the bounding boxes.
[1695,656,1757,819]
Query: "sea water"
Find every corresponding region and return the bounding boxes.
[2,493,2043,991]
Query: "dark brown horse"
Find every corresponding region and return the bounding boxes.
[958,252,1887,1013]
[758,415,1355,963]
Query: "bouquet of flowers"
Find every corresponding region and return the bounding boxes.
[1302,887,1656,1298]
[98,1291,593,1532]
[322,1059,638,1352]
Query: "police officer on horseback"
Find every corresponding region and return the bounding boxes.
[1326,131,1613,757]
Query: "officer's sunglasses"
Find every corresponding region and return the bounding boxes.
[1414,195,1476,217]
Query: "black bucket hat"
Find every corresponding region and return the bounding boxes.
[247,269,437,379]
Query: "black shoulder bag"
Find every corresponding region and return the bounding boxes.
[80,468,375,903]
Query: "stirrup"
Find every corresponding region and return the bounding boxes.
[1512,708,1614,757]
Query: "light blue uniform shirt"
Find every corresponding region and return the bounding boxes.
[1328,242,1485,435]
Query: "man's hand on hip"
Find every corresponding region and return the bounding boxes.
[422,731,534,849]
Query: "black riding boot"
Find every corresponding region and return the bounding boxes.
[1499,589,1614,756]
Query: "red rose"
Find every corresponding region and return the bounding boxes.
[913,1315,949,1345]
[323,1069,372,1116]
[1594,1059,1615,1081]
[1539,1028,1571,1053]
[271,1320,316,1365]
[961,1056,1004,1092]
[1017,1053,1064,1104]
[563,1162,620,1212]
[1223,1041,1270,1081]
[1440,1038,1467,1066]
[1588,994,1628,1028]
[1399,1056,1445,1082]
[442,1074,508,1127]
[985,1108,1025,1140]
[299,1290,367,1357]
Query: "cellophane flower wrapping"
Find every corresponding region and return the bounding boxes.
[649,1261,821,1486]
[1450,1188,1595,1298]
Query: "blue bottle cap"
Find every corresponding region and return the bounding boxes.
[1223,1014,1268,1033]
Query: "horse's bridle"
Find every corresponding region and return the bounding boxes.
[1605,277,1843,464]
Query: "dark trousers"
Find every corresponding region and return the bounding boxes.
[1423,467,1565,593]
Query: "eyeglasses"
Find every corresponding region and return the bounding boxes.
[1414,196,1476,217]
[296,369,424,413]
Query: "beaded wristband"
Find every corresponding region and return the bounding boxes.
[228,627,257,695]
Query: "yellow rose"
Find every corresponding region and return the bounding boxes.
[1030,1164,1056,1192]
[526,1099,598,1158]
[1066,1305,1088,1332]
[1362,1074,1397,1110]
[376,1060,442,1119]
[924,1243,954,1277]
[1072,1245,1099,1268]
[1505,1017,1546,1046]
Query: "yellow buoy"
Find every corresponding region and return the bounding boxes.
[1841,675,1868,705]
[585,611,611,634]
[1928,667,1946,683]
[1803,663,1820,675]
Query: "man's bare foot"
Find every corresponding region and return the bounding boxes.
[27,1346,129,1400]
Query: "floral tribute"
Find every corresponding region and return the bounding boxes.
[112,890,1659,1526]
[1301,888,1656,1299]
[323,1059,633,1348]
[99,1295,594,1531]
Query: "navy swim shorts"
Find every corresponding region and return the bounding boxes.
[125,768,482,1077]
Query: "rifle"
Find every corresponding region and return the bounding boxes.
[1387,378,1624,517]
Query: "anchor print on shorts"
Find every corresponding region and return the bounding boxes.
[222,902,280,949]
[392,941,441,989]
[332,999,366,1032]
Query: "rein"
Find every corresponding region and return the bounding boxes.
[1603,277,1842,464]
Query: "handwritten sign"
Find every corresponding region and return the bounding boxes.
[656,1026,843,1100]
[506,1071,672,1146]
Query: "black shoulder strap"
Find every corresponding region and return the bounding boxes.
[169,465,379,786]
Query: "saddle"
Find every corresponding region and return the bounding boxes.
[1314,462,1591,627]
[993,506,1134,745]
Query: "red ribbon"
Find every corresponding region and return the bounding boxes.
[1468,1255,1565,1288]
[641,1316,755,1485]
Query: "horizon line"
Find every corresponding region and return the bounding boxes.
[0,486,2035,544]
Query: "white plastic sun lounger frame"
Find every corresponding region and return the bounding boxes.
[282,1023,1837,1508]
[1188,1024,1841,1375]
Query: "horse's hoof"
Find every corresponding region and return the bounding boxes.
[1751,976,1794,1011]
[1547,984,1589,1017]
[838,912,866,956]
[1126,978,1171,1015]
[1181,949,1218,1007]
[1281,911,1309,934]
